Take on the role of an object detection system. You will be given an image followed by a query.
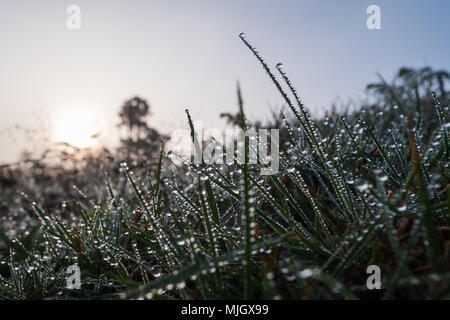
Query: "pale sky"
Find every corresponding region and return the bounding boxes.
[0,0,449,163]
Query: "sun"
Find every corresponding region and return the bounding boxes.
[53,108,100,149]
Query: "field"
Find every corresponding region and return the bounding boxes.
[0,35,449,300]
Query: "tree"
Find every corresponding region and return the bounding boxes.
[367,66,449,112]
[118,96,165,164]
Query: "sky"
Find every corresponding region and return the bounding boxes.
[0,0,449,163]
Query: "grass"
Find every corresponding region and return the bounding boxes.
[0,34,449,300]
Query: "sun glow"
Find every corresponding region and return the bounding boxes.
[53,108,100,149]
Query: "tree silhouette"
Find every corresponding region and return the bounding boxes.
[367,66,449,112]
[118,96,165,164]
